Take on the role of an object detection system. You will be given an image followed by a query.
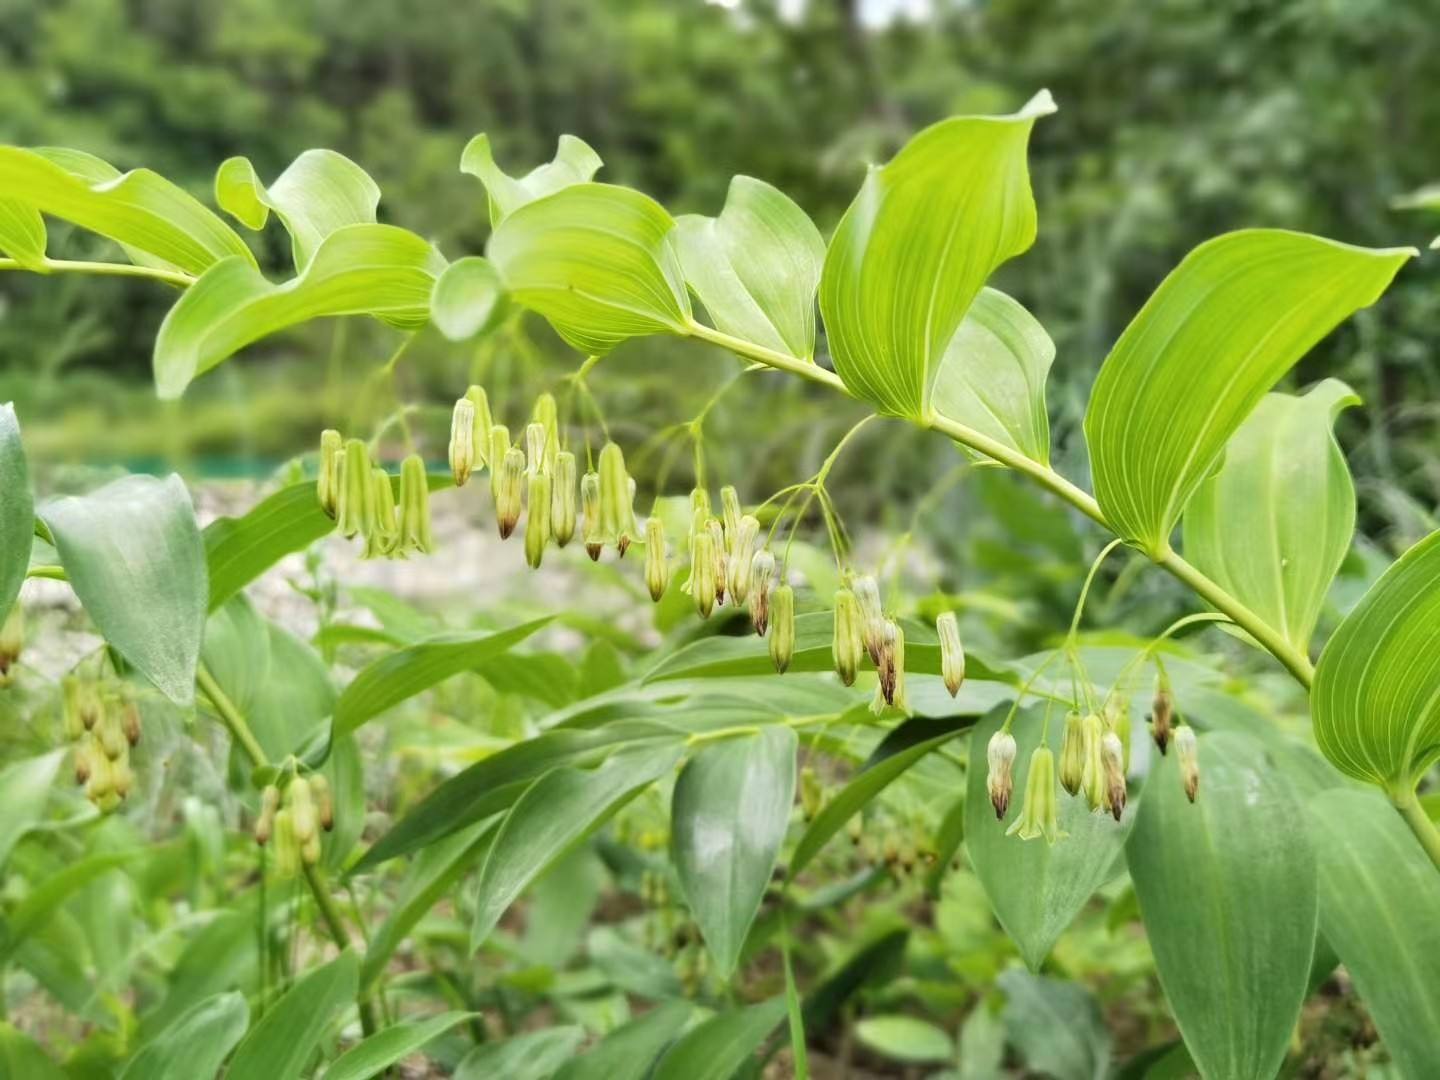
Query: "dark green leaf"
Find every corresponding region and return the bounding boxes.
[0,751,64,870]
[0,403,32,623]
[119,991,248,1080]
[324,1011,477,1080]
[225,949,358,1080]
[455,1027,586,1080]
[651,997,787,1080]
[554,1000,692,1080]
[999,969,1111,1080]
[204,481,334,611]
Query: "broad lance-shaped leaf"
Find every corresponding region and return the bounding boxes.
[932,287,1055,465]
[117,991,248,1080]
[675,175,824,360]
[1126,732,1317,1080]
[0,404,32,624]
[431,256,507,341]
[323,1011,477,1080]
[0,146,252,275]
[651,997,787,1080]
[1307,788,1440,1078]
[1312,528,1440,792]
[1085,229,1412,557]
[819,90,1055,420]
[1183,379,1359,656]
[0,200,45,268]
[461,133,602,226]
[225,950,358,1080]
[487,183,691,354]
[671,726,797,976]
[964,707,1134,970]
[154,223,444,398]
[40,474,207,706]
[215,149,379,269]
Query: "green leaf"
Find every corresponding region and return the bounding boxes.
[204,481,334,611]
[0,146,252,275]
[41,474,207,705]
[1312,528,1440,791]
[461,133,602,226]
[791,715,975,875]
[1126,732,1316,1080]
[323,1011,477,1080]
[1307,788,1440,1078]
[1183,379,1360,655]
[555,1000,692,1080]
[1084,230,1412,557]
[0,849,144,964]
[333,618,553,736]
[225,949,358,1080]
[455,1027,586,1080]
[0,751,64,870]
[119,991,248,1080]
[487,183,691,354]
[999,970,1111,1080]
[153,224,443,398]
[0,200,45,268]
[855,1015,955,1065]
[0,1022,66,1079]
[964,707,1134,969]
[671,726,797,976]
[675,175,824,359]
[215,150,380,269]
[651,997,787,1080]
[431,255,507,341]
[471,741,684,949]
[0,404,32,623]
[931,287,1054,465]
[818,91,1055,420]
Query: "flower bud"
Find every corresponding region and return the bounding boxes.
[644,517,669,601]
[769,583,795,674]
[690,528,717,619]
[309,772,334,831]
[720,485,741,539]
[936,611,965,697]
[853,575,885,664]
[1101,732,1127,821]
[871,620,908,713]
[62,677,87,739]
[365,467,399,559]
[1007,747,1065,844]
[449,396,477,487]
[875,620,898,705]
[495,447,525,540]
[317,429,343,517]
[1106,698,1132,771]
[397,454,434,555]
[73,736,95,785]
[800,765,823,821]
[288,777,317,846]
[581,470,603,560]
[690,487,712,522]
[465,385,493,468]
[111,757,133,800]
[598,442,634,554]
[1151,671,1174,754]
[987,730,1017,819]
[551,451,577,547]
[525,471,552,569]
[488,423,512,501]
[748,550,775,635]
[726,516,759,603]
[1175,724,1199,802]
[1080,712,1107,812]
[272,808,299,877]
[0,603,22,679]
[302,829,322,866]
[1058,711,1084,796]
[96,707,126,761]
[533,392,560,472]
[706,518,728,605]
[336,438,374,540]
[255,784,280,846]
[832,588,863,687]
[120,702,142,747]
[525,421,548,476]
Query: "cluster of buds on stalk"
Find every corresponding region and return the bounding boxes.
[1149,669,1174,753]
[986,730,1017,819]
[255,772,334,876]
[64,676,139,813]
[1057,707,1130,821]
[317,430,432,560]
[830,574,911,713]
[0,603,23,687]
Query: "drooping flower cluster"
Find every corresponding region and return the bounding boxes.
[64,676,139,813]
[317,430,432,560]
[255,773,334,876]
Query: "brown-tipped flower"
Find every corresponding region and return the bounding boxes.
[1151,671,1175,754]
[365,467,399,559]
[690,528,718,619]
[987,730,1017,820]
[1101,731,1127,821]
[1058,711,1085,796]
[62,677,86,740]
[495,446,525,540]
[720,484,741,539]
[120,702,142,747]
[525,471,552,569]
[1080,712,1107,812]
[551,451,577,547]
[1175,724,1200,802]
[853,575,885,664]
[644,517,669,602]
[309,772,334,831]
[705,518,727,605]
[0,603,22,678]
[1007,747,1066,844]
[748,550,775,635]
[487,423,512,504]
[726,515,759,604]
[73,736,95,785]
[397,454,434,555]
[96,707,127,761]
[449,396,477,487]
[800,765,823,821]
[936,611,965,697]
[335,438,374,540]
[769,582,795,674]
[255,784,280,846]
[581,470,603,560]
[465,385,493,468]
[870,619,908,714]
[317,429,343,518]
[832,587,863,687]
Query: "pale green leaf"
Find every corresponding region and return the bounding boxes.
[1184,379,1359,655]
[454,1027,586,1080]
[0,751,64,870]
[964,708,1134,970]
[671,726,797,975]
[487,183,691,354]
[0,849,144,965]
[119,991,248,1080]
[0,200,45,268]
[471,741,684,949]
[0,146,252,275]
[461,133,602,226]
[226,950,358,1080]
[651,997,787,1080]
[1312,528,1440,791]
[215,149,380,269]
[0,404,32,623]
[1084,230,1412,557]
[323,1011,477,1080]
[855,1015,955,1065]
[1126,732,1316,1080]
[932,287,1054,465]
[675,175,824,359]
[40,474,207,705]
[818,91,1055,419]
[1307,788,1440,1079]
[153,223,443,398]
[431,255,507,341]
[555,1000,692,1080]
[999,970,1110,1080]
